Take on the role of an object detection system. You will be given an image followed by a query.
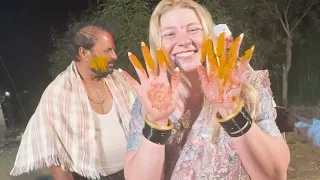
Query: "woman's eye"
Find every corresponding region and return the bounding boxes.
[162,32,175,38]
[164,33,174,36]
[189,28,200,32]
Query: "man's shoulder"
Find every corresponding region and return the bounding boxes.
[110,68,123,77]
[108,68,129,85]
[108,69,136,104]
[42,70,69,98]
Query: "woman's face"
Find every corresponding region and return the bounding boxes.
[160,8,204,72]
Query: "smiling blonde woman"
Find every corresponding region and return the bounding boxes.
[122,0,290,180]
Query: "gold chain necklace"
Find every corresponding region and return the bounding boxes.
[87,82,107,104]
[77,69,107,105]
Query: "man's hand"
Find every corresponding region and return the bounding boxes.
[50,166,73,180]
[275,106,312,133]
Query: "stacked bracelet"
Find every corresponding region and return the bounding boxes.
[142,116,173,145]
[217,101,253,137]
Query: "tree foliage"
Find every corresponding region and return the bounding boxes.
[47,0,320,106]
[48,0,152,78]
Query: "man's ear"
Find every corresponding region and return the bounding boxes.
[78,47,91,61]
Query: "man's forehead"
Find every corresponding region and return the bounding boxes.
[102,33,113,42]
[80,26,114,44]
[98,31,115,47]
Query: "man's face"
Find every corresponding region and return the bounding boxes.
[88,31,118,78]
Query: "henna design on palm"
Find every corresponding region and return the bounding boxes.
[197,32,254,115]
[121,42,179,123]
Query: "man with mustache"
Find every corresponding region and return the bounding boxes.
[11,22,135,180]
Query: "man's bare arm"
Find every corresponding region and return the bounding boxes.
[50,166,73,180]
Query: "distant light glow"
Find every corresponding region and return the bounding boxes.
[4,91,10,97]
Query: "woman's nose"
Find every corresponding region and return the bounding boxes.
[177,39,192,47]
[176,33,192,47]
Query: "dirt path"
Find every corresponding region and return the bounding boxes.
[0,131,319,179]
[0,127,52,180]
[286,133,320,180]
[0,146,51,180]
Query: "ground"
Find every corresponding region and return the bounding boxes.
[0,128,319,179]
[0,127,51,180]
[286,133,320,180]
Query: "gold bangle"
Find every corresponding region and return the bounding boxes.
[145,116,173,131]
[217,101,244,123]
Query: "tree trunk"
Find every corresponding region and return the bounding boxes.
[282,34,293,108]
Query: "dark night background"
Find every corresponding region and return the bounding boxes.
[0,0,92,93]
[0,0,96,123]
[0,0,319,179]
[0,0,319,123]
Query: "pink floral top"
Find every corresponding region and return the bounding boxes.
[127,70,282,180]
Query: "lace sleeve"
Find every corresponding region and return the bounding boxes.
[127,98,146,152]
[247,70,282,137]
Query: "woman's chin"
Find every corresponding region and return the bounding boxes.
[177,62,199,72]
[174,54,201,72]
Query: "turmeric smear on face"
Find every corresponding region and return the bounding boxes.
[90,56,109,72]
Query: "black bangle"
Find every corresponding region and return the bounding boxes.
[142,121,172,145]
[219,107,253,137]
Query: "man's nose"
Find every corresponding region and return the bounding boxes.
[110,50,118,60]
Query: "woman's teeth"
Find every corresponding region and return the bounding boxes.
[175,51,194,58]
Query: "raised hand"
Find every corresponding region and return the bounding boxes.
[197,33,254,118]
[121,42,180,125]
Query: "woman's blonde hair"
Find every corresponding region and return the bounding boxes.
[148,0,258,142]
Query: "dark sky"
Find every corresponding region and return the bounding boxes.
[0,0,91,92]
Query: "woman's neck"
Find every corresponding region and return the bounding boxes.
[177,69,204,113]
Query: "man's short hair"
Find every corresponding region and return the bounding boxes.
[66,21,113,61]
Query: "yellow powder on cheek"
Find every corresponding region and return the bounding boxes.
[90,57,109,72]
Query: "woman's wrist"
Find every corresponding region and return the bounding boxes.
[142,116,173,145]
[145,116,173,131]
[217,101,253,137]
[146,115,170,126]
[217,101,243,122]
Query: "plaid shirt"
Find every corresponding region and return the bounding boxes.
[11,62,135,179]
